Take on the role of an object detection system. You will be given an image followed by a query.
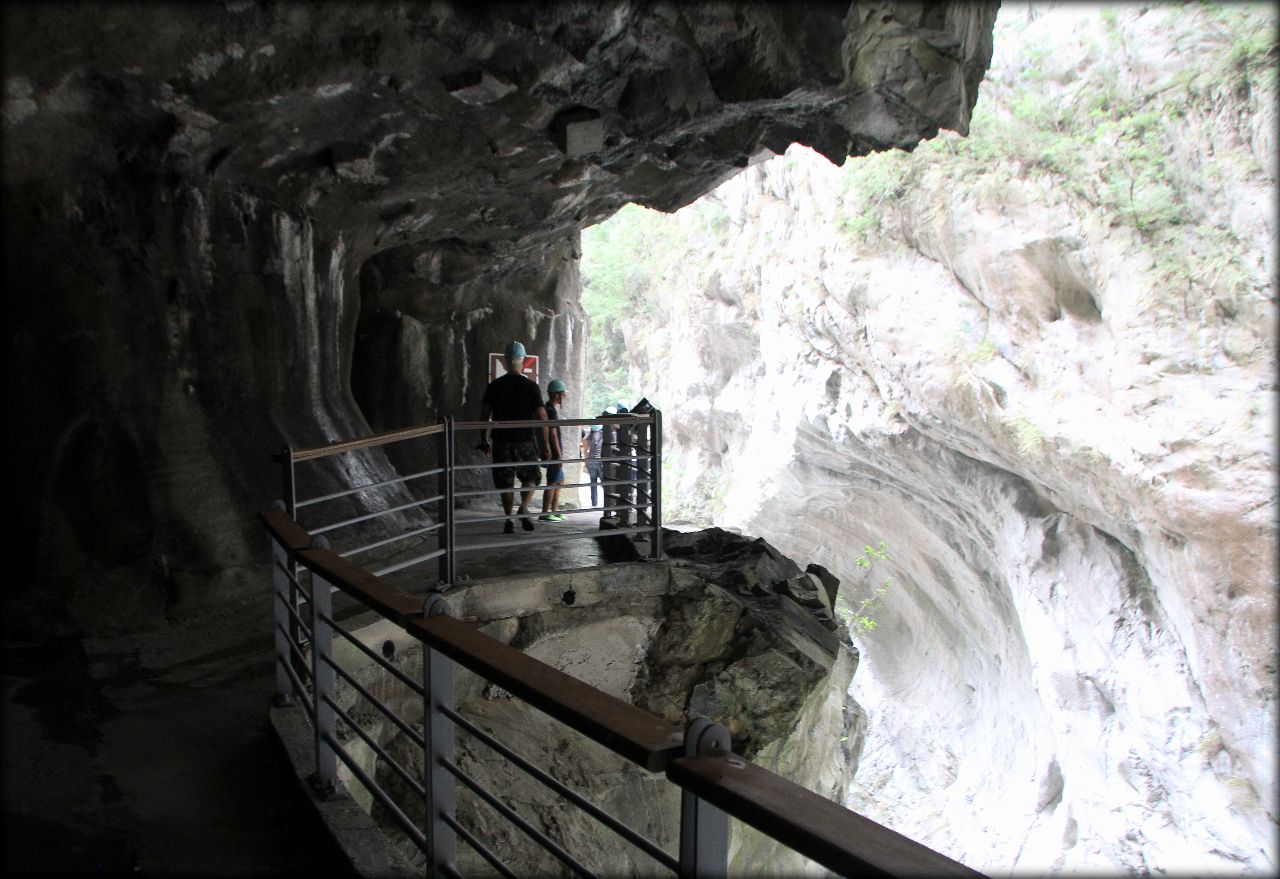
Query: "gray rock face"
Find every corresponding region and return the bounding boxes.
[332,541,856,876]
[616,5,1277,873]
[2,1,996,637]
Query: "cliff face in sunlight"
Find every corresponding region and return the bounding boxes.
[604,4,1277,874]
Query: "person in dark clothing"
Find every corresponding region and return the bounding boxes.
[478,340,549,533]
[539,379,567,521]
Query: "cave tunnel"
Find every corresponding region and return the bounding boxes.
[0,3,999,871]
[3,0,996,638]
[10,2,1273,876]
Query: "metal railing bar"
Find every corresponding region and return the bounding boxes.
[323,692,426,801]
[308,494,444,536]
[339,522,444,559]
[454,416,653,431]
[326,622,426,699]
[442,812,520,879]
[291,422,446,462]
[295,466,445,509]
[370,546,448,577]
[323,731,428,856]
[277,593,309,637]
[281,638,312,683]
[274,649,314,717]
[295,547,426,624]
[453,453,647,476]
[457,501,651,527]
[442,704,677,872]
[455,478,651,501]
[456,525,656,554]
[440,757,595,879]
[273,557,310,595]
[278,628,312,680]
[320,653,427,753]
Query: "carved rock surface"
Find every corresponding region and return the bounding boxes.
[3,2,995,637]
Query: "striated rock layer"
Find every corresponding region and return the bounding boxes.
[616,5,1277,875]
[3,1,996,637]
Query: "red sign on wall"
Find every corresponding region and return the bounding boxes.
[489,353,538,384]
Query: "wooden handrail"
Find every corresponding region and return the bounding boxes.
[295,546,426,624]
[667,755,985,878]
[291,422,446,462]
[259,506,311,552]
[452,415,654,432]
[409,613,685,772]
[288,415,650,461]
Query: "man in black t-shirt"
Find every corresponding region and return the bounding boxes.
[479,340,549,533]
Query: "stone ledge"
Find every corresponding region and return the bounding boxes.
[269,704,419,879]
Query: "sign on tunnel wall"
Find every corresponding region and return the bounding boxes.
[488,353,538,384]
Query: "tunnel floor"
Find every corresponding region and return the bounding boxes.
[2,507,629,875]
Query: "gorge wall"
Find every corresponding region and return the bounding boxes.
[3,2,996,639]
[607,4,1276,875]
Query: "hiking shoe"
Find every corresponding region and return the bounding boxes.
[522,516,535,531]
[503,519,515,534]
[548,514,566,522]
[539,514,555,521]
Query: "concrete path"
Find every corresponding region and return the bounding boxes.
[2,505,631,875]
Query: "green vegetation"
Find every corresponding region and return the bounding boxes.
[835,3,1275,297]
[579,204,668,415]
[1005,415,1046,458]
[579,194,739,415]
[835,541,895,637]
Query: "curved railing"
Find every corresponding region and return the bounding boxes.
[276,410,662,589]
[262,503,987,878]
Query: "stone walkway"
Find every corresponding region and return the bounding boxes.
[2,505,627,875]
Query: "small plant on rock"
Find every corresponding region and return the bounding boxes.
[837,541,894,636]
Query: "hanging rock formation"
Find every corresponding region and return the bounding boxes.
[3,1,996,637]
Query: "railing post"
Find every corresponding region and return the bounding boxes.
[423,595,457,873]
[634,419,651,538]
[619,418,635,527]
[269,501,294,707]
[650,408,663,560]
[309,536,339,797]
[679,719,730,879]
[279,444,297,519]
[601,419,618,523]
[437,417,456,589]
[278,444,309,684]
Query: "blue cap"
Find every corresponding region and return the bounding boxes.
[548,379,566,394]
[505,341,526,361]
[591,424,602,431]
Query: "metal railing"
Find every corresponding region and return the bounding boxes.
[263,505,987,878]
[276,411,662,589]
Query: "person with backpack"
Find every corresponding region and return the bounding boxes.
[539,379,568,521]
[478,341,548,533]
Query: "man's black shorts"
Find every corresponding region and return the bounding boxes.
[492,440,541,489]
